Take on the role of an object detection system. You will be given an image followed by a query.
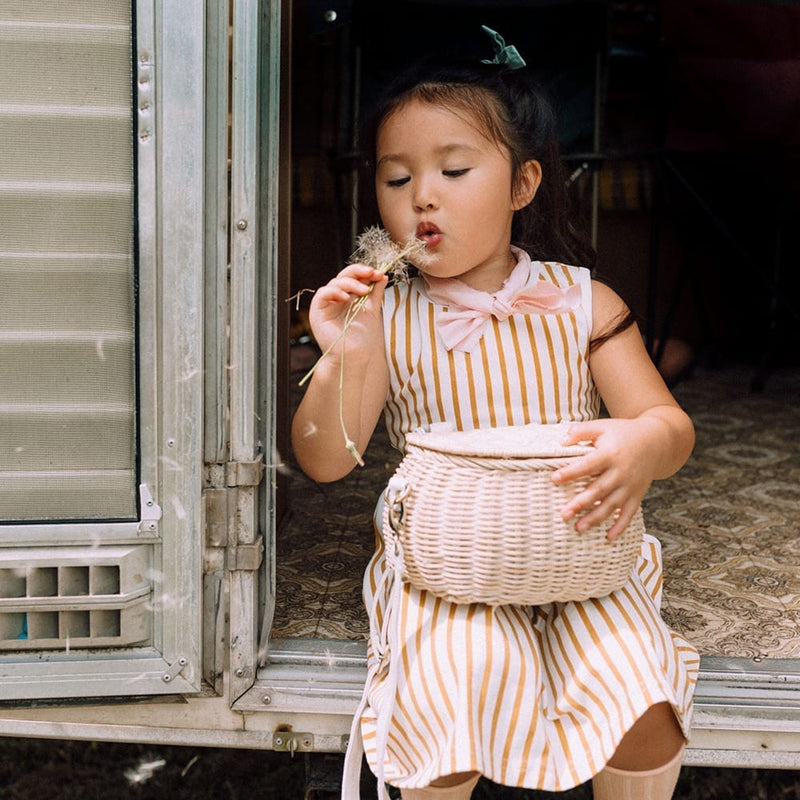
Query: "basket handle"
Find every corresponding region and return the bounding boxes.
[384,476,410,534]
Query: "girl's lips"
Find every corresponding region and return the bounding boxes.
[416,222,443,248]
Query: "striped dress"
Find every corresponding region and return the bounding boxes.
[354,252,699,795]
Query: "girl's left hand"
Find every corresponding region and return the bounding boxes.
[551,417,665,541]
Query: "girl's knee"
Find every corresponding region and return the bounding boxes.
[607,701,685,772]
[401,772,480,798]
[429,771,480,788]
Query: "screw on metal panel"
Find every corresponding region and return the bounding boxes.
[274,735,283,747]
[167,438,175,447]
[234,667,244,677]
[262,695,272,705]
[324,9,337,22]
[236,219,248,230]
[162,674,171,682]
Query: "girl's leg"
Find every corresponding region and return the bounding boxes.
[592,702,685,800]
[591,746,684,800]
[400,772,480,799]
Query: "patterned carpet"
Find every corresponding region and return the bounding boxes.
[274,361,800,661]
[654,365,800,659]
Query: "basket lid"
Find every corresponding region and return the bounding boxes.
[405,423,592,458]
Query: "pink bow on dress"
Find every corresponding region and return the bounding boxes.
[423,250,582,352]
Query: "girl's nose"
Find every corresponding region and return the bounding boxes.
[412,179,437,211]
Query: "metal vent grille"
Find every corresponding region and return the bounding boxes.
[0,546,151,650]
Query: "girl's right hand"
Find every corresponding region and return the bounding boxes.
[309,264,388,355]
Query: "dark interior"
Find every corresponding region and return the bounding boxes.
[278,0,800,657]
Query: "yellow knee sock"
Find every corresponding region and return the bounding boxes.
[400,773,480,799]
[592,746,684,800]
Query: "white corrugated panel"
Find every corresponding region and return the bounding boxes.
[0,5,136,520]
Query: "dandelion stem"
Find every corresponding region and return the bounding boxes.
[298,227,431,466]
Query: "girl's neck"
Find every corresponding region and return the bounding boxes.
[442,250,518,294]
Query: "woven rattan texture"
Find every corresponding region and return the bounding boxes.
[384,441,642,606]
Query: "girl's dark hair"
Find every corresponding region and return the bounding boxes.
[361,56,597,270]
[361,55,636,348]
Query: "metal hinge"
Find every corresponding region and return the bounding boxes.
[204,487,230,547]
[227,539,263,571]
[203,478,264,571]
[225,458,264,487]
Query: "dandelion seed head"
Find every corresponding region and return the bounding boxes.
[350,226,433,282]
[351,226,394,268]
[401,235,436,271]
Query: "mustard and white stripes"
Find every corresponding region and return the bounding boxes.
[360,534,698,793]
[382,261,599,450]
[353,258,699,795]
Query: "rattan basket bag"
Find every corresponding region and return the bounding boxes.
[382,423,644,606]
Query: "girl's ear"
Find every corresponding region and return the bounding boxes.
[512,159,542,210]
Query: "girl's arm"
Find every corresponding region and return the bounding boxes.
[553,280,695,540]
[291,264,390,483]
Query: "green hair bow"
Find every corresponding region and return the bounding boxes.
[481,25,526,70]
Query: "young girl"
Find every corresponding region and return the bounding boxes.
[292,34,699,800]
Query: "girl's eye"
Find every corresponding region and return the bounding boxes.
[443,168,469,178]
[386,176,410,188]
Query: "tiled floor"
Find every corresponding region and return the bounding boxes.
[274,362,800,661]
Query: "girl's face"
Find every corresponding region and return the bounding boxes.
[375,99,532,292]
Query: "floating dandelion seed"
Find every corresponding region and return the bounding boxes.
[270,447,292,477]
[258,639,270,664]
[299,227,432,466]
[303,421,318,438]
[171,495,187,520]
[181,755,200,777]
[125,758,167,785]
[159,455,181,471]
